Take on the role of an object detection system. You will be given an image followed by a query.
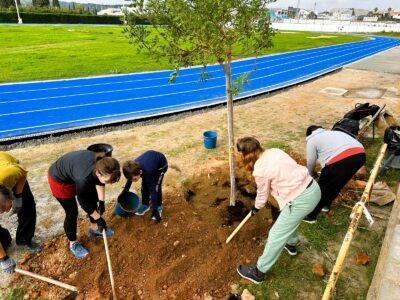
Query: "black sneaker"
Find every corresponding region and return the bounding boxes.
[25,241,42,254]
[236,265,265,284]
[303,215,317,224]
[321,206,330,213]
[284,244,298,256]
[151,210,162,223]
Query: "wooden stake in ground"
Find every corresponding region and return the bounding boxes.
[15,268,78,292]
[103,230,117,299]
[226,211,252,244]
[322,143,388,300]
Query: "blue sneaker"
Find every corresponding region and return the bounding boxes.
[70,242,89,259]
[135,204,150,216]
[151,206,163,221]
[88,228,114,238]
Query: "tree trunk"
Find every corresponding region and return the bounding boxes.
[224,58,236,206]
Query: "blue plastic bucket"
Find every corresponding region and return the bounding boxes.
[114,192,140,217]
[203,131,217,149]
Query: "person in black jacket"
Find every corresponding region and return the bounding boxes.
[48,150,120,259]
[121,150,168,222]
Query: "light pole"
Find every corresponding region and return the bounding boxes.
[14,0,23,24]
[296,0,301,22]
[122,0,130,25]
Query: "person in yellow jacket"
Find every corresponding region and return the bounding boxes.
[0,151,41,257]
[0,184,16,275]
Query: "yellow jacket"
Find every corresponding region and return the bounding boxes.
[0,151,27,190]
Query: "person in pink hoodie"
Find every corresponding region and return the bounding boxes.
[236,137,321,284]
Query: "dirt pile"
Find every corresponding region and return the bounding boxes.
[13,151,355,299]
[14,157,273,299]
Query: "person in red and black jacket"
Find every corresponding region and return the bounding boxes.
[48,150,120,259]
[121,150,168,222]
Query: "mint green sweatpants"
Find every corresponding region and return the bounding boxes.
[257,180,321,273]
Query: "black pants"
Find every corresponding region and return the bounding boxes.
[0,225,12,251]
[308,153,366,219]
[56,198,97,242]
[15,181,36,245]
[142,166,168,208]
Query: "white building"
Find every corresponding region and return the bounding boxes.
[317,12,331,20]
[331,8,356,21]
[97,8,123,16]
[363,16,379,22]
[298,9,311,19]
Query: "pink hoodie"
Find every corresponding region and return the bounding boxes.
[253,148,312,211]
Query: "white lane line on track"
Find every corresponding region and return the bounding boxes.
[0,43,391,136]
[0,40,396,118]
[0,39,378,95]
[0,40,391,104]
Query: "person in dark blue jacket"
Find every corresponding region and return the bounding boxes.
[121,150,168,222]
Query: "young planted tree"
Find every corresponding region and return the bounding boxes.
[125,0,275,205]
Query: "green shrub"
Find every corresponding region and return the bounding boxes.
[0,11,123,24]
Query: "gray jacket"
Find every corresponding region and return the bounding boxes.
[306,128,364,174]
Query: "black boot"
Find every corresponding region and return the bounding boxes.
[236,265,265,284]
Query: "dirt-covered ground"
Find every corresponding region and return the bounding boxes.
[1,67,399,298]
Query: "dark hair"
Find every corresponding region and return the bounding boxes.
[306,125,323,137]
[95,157,121,183]
[122,161,142,179]
[236,137,264,171]
[0,184,12,201]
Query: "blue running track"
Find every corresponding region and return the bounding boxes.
[1,36,399,141]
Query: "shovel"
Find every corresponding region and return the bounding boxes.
[15,268,79,299]
[226,211,253,244]
[103,229,117,299]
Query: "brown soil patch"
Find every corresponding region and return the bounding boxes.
[15,151,309,299]
[14,157,269,299]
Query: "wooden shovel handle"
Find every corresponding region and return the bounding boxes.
[15,268,78,292]
[103,230,117,299]
[226,211,253,244]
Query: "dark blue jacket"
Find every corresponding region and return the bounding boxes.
[123,151,167,205]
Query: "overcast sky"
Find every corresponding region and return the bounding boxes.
[64,0,400,12]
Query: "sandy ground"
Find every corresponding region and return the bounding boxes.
[0,67,399,292]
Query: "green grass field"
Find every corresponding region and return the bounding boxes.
[376,32,400,38]
[0,25,365,83]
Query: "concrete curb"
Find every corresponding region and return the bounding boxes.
[367,183,400,299]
